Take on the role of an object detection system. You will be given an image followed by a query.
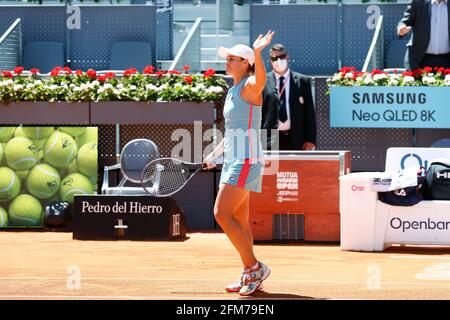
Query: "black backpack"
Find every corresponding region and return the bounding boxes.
[423,160,450,200]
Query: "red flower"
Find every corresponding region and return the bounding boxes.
[183,65,190,72]
[352,71,364,81]
[444,69,450,75]
[87,69,97,79]
[123,68,138,77]
[411,68,423,78]
[339,66,356,76]
[422,66,433,74]
[203,68,216,77]
[105,72,116,79]
[371,69,385,75]
[50,66,63,77]
[168,70,180,75]
[143,66,155,74]
[184,76,193,84]
[30,68,40,74]
[155,71,164,78]
[14,66,24,75]
[63,66,72,75]
[2,71,13,78]
[98,75,107,81]
[401,71,414,77]
[75,70,83,76]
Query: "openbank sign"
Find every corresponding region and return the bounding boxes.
[330,87,450,128]
[390,217,450,233]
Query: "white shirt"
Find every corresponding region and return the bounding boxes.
[427,0,450,54]
[274,69,291,131]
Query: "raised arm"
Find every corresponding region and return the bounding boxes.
[242,30,275,98]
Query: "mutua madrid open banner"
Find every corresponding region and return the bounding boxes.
[0,126,98,228]
[330,87,450,128]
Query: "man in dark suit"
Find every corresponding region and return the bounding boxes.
[261,44,316,151]
[398,0,450,69]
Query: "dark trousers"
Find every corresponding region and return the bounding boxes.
[277,130,294,150]
[419,53,450,69]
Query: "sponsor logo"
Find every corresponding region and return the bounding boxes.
[390,217,450,233]
[436,171,450,179]
[351,185,365,191]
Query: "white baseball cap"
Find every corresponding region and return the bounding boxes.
[218,44,255,66]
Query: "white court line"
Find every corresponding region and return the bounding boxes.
[0,277,449,287]
[389,255,450,260]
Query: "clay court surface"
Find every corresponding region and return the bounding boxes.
[1,232,450,300]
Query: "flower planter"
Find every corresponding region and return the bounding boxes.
[90,101,215,125]
[0,102,90,125]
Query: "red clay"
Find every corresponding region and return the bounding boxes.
[0,232,450,300]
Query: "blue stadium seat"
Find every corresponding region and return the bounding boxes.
[385,39,408,69]
[109,41,152,71]
[22,41,65,73]
[431,139,450,148]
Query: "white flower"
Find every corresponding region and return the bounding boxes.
[0,79,14,87]
[113,89,120,95]
[90,80,100,87]
[389,74,401,81]
[345,72,354,79]
[117,83,124,89]
[97,87,105,94]
[73,87,82,92]
[174,83,183,88]
[129,85,137,91]
[332,74,341,82]
[363,77,374,85]
[103,83,113,90]
[145,84,157,91]
[33,80,42,85]
[50,85,59,91]
[444,75,450,86]
[388,80,399,86]
[13,84,24,91]
[422,76,436,85]
[356,77,363,82]
[403,76,415,84]
[373,73,388,81]
[26,83,35,89]
[206,86,223,94]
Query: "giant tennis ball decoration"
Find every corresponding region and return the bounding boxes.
[77,142,98,177]
[75,127,98,148]
[44,131,78,169]
[4,137,39,171]
[26,164,61,200]
[58,127,87,137]
[14,127,25,138]
[0,127,15,142]
[0,207,8,227]
[0,167,20,203]
[22,127,54,140]
[60,173,93,203]
[8,194,43,227]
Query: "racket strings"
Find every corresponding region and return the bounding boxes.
[142,159,191,196]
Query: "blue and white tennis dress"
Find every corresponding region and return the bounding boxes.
[219,76,265,193]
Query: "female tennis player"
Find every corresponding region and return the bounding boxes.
[203,30,275,296]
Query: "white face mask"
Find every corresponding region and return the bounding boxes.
[273,58,288,74]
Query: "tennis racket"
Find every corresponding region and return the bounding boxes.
[140,157,222,197]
